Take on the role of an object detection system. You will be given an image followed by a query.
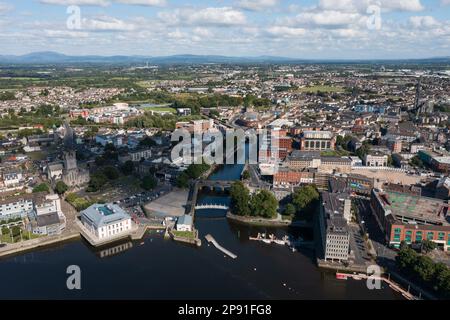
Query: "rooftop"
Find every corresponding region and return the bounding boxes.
[81,203,130,228]
[375,190,449,226]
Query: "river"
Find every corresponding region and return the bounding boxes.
[0,164,402,299]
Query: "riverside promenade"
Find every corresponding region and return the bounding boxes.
[0,231,80,258]
[0,199,81,258]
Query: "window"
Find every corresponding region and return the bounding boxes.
[427,232,434,240]
[405,231,412,243]
[393,228,401,242]
[416,231,422,242]
[438,232,445,241]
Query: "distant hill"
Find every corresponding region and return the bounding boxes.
[0,51,448,65]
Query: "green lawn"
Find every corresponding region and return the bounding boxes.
[320,150,351,157]
[0,231,41,243]
[296,85,345,93]
[144,107,177,114]
[172,230,195,239]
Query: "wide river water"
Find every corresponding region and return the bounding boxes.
[0,164,402,299]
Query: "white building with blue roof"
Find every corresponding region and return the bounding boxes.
[80,203,132,240]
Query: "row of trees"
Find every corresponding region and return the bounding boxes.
[229,181,278,219]
[396,245,450,298]
[283,185,320,220]
[86,166,120,192]
[65,193,95,211]
[176,163,211,188]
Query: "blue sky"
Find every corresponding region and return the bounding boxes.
[0,0,449,59]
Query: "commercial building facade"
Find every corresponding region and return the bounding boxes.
[370,189,450,250]
[318,191,351,262]
[81,203,132,240]
[300,131,335,151]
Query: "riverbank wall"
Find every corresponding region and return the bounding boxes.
[226,212,292,227]
[0,232,80,259]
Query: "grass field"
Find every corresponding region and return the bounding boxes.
[320,150,352,157]
[144,106,177,114]
[172,230,195,239]
[296,85,345,93]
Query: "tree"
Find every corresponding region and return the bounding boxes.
[242,170,250,180]
[103,166,119,180]
[250,189,278,219]
[229,181,251,216]
[284,203,296,216]
[10,226,21,239]
[421,239,437,253]
[65,193,78,203]
[355,142,371,159]
[121,160,134,175]
[54,181,68,195]
[33,183,50,193]
[414,255,436,282]
[1,226,9,236]
[139,136,156,147]
[176,172,189,189]
[292,185,319,212]
[185,163,211,179]
[87,172,108,192]
[141,175,157,191]
[410,156,424,168]
[396,246,418,272]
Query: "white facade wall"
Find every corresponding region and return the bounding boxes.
[97,219,132,240]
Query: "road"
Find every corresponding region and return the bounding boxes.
[353,197,397,263]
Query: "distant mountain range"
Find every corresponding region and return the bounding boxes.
[0,51,449,65]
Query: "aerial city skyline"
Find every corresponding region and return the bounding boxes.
[1,0,450,309]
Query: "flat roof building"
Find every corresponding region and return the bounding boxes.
[81,203,132,240]
[371,189,450,250]
[319,191,351,262]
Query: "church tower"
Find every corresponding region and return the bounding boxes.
[63,150,78,171]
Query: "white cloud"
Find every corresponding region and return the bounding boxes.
[82,16,136,31]
[114,0,166,6]
[158,7,247,27]
[44,29,90,38]
[236,0,279,11]
[39,0,109,6]
[193,27,213,38]
[40,0,166,6]
[409,16,441,29]
[289,10,361,27]
[318,0,424,13]
[441,0,450,5]
[266,26,306,37]
[0,2,13,14]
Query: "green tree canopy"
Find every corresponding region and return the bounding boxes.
[103,166,120,180]
[284,203,296,216]
[250,189,278,219]
[292,185,319,211]
[141,175,157,191]
[54,181,68,195]
[87,172,108,192]
[176,172,189,189]
[33,183,50,193]
[229,181,251,216]
[121,160,134,175]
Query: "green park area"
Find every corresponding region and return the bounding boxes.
[1,226,41,243]
[172,230,195,239]
[143,106,177,114]
[320,150,351,157]
[296,85,345,93]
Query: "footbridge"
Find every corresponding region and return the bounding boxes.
[195,203,230,210]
